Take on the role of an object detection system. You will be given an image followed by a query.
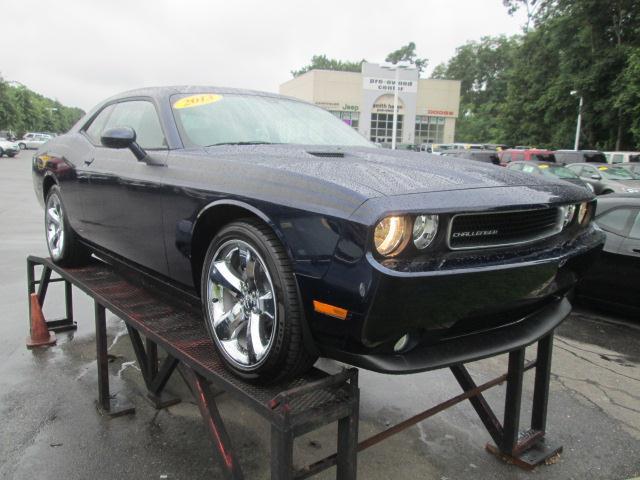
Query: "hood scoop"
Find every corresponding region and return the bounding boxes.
[307,151,345,158]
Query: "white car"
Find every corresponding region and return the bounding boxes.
[0,138,20,157]
[18,133,53,150]
[604,151,640,164]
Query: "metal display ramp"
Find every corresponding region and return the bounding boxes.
[27,255,563,478]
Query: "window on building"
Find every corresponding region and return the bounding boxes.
[370,113,403,144]
[415,116,445,144]
[329,111,360,130]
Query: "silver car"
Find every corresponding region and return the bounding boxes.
[18,133,53,150]
[0,138,20,157]
[566,162,640,195]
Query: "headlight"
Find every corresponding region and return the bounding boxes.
[563,204,576,227]
[413,214,439,249]
[374,216,409,256]
[624,188,640,193]
[577,202,590,224]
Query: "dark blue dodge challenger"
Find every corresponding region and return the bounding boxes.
[33,87,604,383]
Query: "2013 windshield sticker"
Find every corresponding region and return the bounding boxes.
[173,94,223,109]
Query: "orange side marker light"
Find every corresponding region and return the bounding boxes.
[313,300,348,320]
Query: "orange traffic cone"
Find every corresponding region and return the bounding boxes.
[26,293,56,349]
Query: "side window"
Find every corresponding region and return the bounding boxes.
[567,165,582,176]
[581,166,596,178]
[502,152,511,162]
[104,101,166,150]
[596,208,633,236]
[84,105,115,145]
[513,152,524,161]
[629,212,640,239]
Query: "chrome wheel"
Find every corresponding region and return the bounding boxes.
[46,193,65,260]
[205,239,277,369]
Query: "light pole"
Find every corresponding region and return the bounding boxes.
[570,90,582,151]
[381,62,415,150]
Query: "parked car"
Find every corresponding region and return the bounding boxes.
[604,151,640,164]
[499,149,556,165]
[441,149,500,165]
[576,194,640,314]
[617,162,640,179]
[0,137,20,157]
[506,161,593,191]
[19,133,53,150]
[555,150,607,164]
[32,86,604,383]
[566,163,640,195]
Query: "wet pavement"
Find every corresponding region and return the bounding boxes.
[1,150,639,479]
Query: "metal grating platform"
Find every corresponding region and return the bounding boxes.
[27,255,360,479]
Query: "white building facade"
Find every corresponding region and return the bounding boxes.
[279,62,461,145]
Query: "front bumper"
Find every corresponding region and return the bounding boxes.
[321,295,571,373]
[303,225,604,372]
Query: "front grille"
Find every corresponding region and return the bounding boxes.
[448,207,561,250]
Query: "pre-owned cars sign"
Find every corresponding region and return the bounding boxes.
[363,77,418,93]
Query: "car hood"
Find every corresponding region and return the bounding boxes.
[202,145,572,197]
[609,179,640,188]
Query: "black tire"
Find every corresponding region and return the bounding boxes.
[201,218,317,384]
[0,148,4,157]
[44,185,92,266]
[8,152,16,158]
[18,142,26,150]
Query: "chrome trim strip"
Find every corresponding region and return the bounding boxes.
[446,207,564,251]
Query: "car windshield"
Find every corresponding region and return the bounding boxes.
[171,93,372,148]
[540,165,578,179]
[532,153,556,162]
[584,152,607,163]
[598,166,636,179]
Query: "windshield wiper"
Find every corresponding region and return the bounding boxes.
[207,141,276,147]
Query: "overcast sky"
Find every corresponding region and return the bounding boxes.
[2,0,526,111]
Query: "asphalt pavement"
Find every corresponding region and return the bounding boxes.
[0,149,638,479]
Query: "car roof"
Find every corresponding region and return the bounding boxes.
[510,160,557,165]
[567,162,609,166]
[556,149,603,153]
[595,193,640,208]
[104,85,298,104]
[503,148,554,153]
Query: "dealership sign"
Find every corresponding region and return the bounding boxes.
[363,77,418,93]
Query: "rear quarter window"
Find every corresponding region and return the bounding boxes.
[596,208,634,236]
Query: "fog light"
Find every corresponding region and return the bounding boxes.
[393,334,410,353]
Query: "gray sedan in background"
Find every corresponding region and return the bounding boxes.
[566,163,640,195]
[576,194,640,313]
[507,161,593,191]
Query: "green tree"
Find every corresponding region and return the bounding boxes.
[385,42,428,73]
[431,36,519,143]
[291,55,365,77]
[0,78,84,136]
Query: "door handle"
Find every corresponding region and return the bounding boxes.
[84,157,95,165]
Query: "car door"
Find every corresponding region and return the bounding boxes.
[619,209,640,258]
[578,165,605,193]
[82,99,170,275]
[593,207,640,308]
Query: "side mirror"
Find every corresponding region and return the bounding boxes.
[101,127,148,162]
[590,174,601,180]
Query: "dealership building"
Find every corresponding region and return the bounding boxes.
[279,62,461,145]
